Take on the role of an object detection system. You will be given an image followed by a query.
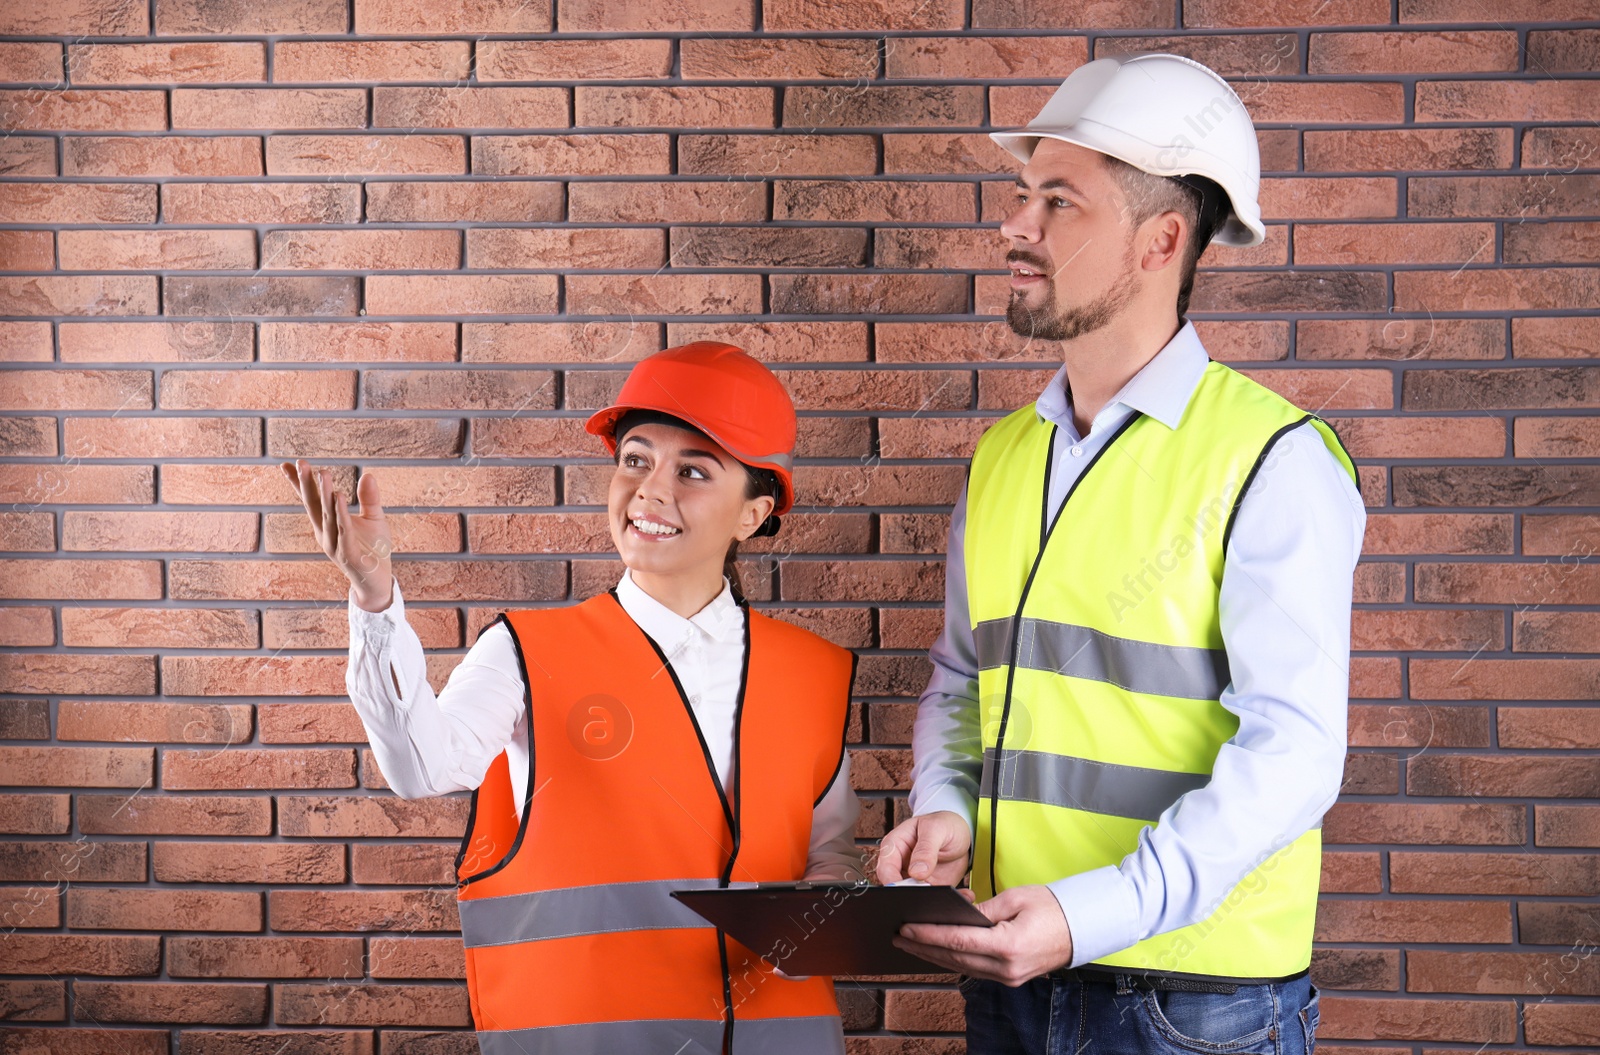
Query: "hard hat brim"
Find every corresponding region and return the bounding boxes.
[990,128,1266,248]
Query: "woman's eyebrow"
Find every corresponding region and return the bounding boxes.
[676,447,727,468]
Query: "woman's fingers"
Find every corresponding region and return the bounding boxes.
[320,470,339,559]
[293,460,325,538]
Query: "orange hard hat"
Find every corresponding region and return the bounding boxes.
[586,341,798,516]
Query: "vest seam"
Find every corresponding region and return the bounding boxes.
[812,649,857,810]
[456,608,538,889]
[1220,413,1313,555]
[985,412,1144,898]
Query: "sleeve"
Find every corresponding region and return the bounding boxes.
[804,751,866,882]
[907,481,984,837]
[346,575,528,798]
[1048,420,1367,967]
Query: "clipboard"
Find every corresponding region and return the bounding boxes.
[670,881,993,976]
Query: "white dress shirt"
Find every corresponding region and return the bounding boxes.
[346,569,864,881]
[908,319,1367,968]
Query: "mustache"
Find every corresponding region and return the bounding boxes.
[1006,250,1052,272]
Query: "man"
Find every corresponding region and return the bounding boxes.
[875,54,1365,1053]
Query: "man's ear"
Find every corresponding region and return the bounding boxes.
[1140,211,1187,273]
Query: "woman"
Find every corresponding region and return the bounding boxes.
[281,341,863,1055]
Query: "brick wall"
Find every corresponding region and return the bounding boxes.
[2,0,1599,1050]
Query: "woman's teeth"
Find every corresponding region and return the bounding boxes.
[631,518,680,536]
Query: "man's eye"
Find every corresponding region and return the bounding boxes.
[1051,197,1071,208]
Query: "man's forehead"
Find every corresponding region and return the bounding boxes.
[1016,139,1109,193]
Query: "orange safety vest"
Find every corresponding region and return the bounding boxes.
[454,589,856,1055]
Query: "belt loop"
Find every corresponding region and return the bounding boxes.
[1113,972,1133,995]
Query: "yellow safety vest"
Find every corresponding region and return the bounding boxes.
[965,359,1357,982]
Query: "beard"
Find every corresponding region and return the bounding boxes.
[1006,240,1140,342]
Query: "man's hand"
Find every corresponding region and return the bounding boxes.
[874,811,973,886]
[892,884,1074,987]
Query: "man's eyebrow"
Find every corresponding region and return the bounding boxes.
[1016,177,1086,197]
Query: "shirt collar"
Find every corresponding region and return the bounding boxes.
[615,569,745,649]
[1034,319,1210,435]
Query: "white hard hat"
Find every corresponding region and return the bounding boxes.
[990,53,1265,248]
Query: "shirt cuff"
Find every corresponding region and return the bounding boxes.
[911,785,978,843]
[1047,865,1142,969]
[349,575,403,635]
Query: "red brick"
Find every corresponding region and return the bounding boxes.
[0,268,78,316]
[0,979,64,1020]
[265,511,462,557]
[0,512,54,551]
[1305,127,1511,172]
[62,510,256,553]
[1333,417,1504,460]
[259,321,454,363]
[1522,125,1600,170]
[266,134,465,177]
[1535,805,1600,848]
[68,41,265,84]
[1524,1001,1600,1047]
[567,274,762,316]
[0,182,155,223]
[0,230,53,271]
[162,655,348,696]
[0,369,152,411]
[261,229,460,271]
[669,321,869,364]
[277,795,468,838]
[1396,851,1600,896]
[679,134,876,176]
[75,981,266,1024]
[1296,317,1503,361]
[0,1029,167,1054]
[0,607,53,646]
[0,840,146,882]
[1184,0,1385,24]
[164,275,359,317]
[169,936,364,979]
[1314,898,1511,943]
[372,86,564,131]
[1320,852,1382,893]
[1523,515,1600,560]
[1412,656,1600,701]
[275,41,468,83]
[1323,802,1524,846]
[1310,948,1399,992]
[1309,30,1517,73]
[367,936,465,980]
[365,180,563,223]
[78,794,271,836]
[0,934,159,976]
[772,274,967,316]
[2,464,154,506]
[1409,950,1600,996]
[170,88,362,131]
[467,227,664,270]
[776,181,974,225]
[477,38,672,80]
[0,794,67,835]
[577,86,772,129]
[1416,80,1600,123]
[881,514,953,555]
[682,37,876,79]
[161,463,352,507]
[1359,513,1512,557]
[153,842,344,884]
[69,888,262,931]
[1317,996,1516,1042]
[767,0,962,28]
[0,41,62,82]
[1260,177,1397,220]
[1515,612,1600,654]
[1501,707,1600,751]
[363,371,560,414]
[275,983,470,1027]
[559,0,750,29]
[351,844,457,885]
[1241,82,1405,126]
[781,560,943,603]
[474,133,670,176]
[356,0,550,32]
[1516,416,1600,458]
[1412,175,1600,221]
[256,703,369,743]
[892,35,1088,79]
[0,559,162,603]
[60,320,255,362]
[0,322,52,361]
[158,370,354,411]
[0,653,157,694]
[794,465,966,508]
[878,608,943,651]
[787,85,983,129]
[0,137,55,175]
[4,0,146,32]
[58,699,253,741]
[155,0,342,31]
[0,88,165,132]
[1295,222,1493,266]
[364,274,559,317]
[1347,702,1493,746]
[1504,220,1600,265]
[162,748,357,791]
[571,181,764,225]
[270,889,458,932]
[179,1032,374,1055]
[163,182,361,224]
[1187,271,1386,315]
[672,225,867,268]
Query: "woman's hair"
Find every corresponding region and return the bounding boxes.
[612,409,783,602]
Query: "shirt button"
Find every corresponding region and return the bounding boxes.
[1070,445,1084,456]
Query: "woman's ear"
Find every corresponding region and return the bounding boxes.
[736,493,777,542]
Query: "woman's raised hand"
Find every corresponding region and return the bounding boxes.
[279,459,395,612]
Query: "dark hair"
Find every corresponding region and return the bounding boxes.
[612,409,784,602]
[1100,154,1226,320]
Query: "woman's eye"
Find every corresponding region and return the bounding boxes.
[622,454,645,469]
[681,465,708,480]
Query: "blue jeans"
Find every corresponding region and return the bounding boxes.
[963,970,1319,1055]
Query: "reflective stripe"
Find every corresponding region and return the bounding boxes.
[975,616,1230,701]
[477,1015,844,1055]
[477,1019,723,1055]
[981,747,1211,822]
[459,877,721,949]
